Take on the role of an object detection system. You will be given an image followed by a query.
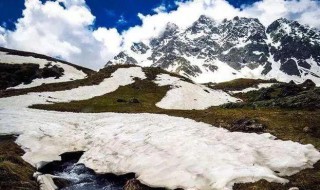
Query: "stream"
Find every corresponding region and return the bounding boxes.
[38,151,135,190]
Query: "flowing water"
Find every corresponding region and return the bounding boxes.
[39,152,134,190]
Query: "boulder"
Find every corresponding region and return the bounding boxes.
[230,118,266,133]
[129,98,140,103]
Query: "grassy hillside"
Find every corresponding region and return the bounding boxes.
[0,47,94,75]
[207,78,278,91]
[3,65,320,190]
[0,136,38,190]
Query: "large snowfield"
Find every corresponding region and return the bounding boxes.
[1,109,319,190]
[0,67,320,190]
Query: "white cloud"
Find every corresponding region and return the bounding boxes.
[1,0,320,69]
[122,0,320,46]
[117,15,127,25]
[93,27,122,61]
[241,0,320,28]
[122,0,240,47]
[153,5,167,14]
[0,26,6,46]
[1,0,121,69]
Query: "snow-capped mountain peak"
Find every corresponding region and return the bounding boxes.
[107,16,320,85]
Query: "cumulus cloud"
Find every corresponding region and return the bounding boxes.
[1,0,320,69]
[93,27,122,61]
[123,0,320,46]
[241,0,320,28]
[117,15,128,26]
[1,0,122,69]
[122,0,240,47]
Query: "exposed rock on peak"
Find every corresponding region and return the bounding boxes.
[107,17,320,85]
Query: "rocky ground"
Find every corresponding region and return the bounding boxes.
[224,79,320,110]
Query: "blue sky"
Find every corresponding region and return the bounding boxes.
[0,0,259,32]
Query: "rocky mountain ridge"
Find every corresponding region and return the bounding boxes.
[106,16,320,85]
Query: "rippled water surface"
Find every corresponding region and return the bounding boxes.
[40,152,134,190]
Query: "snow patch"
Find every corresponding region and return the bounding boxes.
[0,51,87,89]
[154,74,240,110]
[230,83,275,94]
[0,109,319,190]
[0,67,146,109]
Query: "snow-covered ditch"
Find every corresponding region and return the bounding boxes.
[0,67,146,109]
[154,74,240,110]
[0,51,87,89]
[230,83,276,94]
[0,109,319,190]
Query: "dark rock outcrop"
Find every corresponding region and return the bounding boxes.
[0,63,64,89]
[107,16,320,83]
[230,119,266,133]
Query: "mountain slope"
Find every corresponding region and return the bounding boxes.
[0,65,238,110]
[0,47,94,90]
[1,60,320,190]
[107,16,320,85]
[1,64,319,190]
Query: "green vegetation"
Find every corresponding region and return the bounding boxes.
[225,79,320,110]
[4,66,320,189]
[0,135,38,190]
[0,47,94,76]
[0,63,64,90]
[0,65,122,98]
[208,78,278,91]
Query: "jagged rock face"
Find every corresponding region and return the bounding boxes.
[106,52,137,65]
[131,42,149,54]
[218,17,270,71]
[267,18,320,77]
[107,16,320,84]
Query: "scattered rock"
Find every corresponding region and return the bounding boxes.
[124,179,142,190]
[129,98,140,103]
[303,126,312,133]
[117,99,127,103]
[303,126,320,138]
[301,79,316,90]
[230,118,266,133]
[52,177,72,189]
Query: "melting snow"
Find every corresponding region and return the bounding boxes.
[265,55,320,86]
[154,74,240,110]
[1,67,319,190]
[230,83,275,94]
[0,51,87,89]
[0,109,319,190]
[0,67,146,109]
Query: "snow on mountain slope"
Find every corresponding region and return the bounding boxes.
[0,67,145,109]
[0,109,319,190]
[107,16,320,86]
[0,66,239,110]
[230,83,275,94]
[0,47,90,89]
[154,74,240,110]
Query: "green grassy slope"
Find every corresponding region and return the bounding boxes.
[3,65,320,190]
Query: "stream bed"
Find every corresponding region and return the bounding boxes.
[38,151,135,190]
